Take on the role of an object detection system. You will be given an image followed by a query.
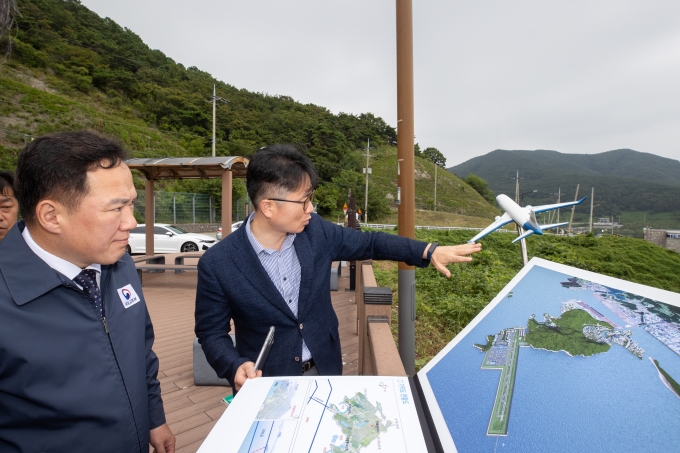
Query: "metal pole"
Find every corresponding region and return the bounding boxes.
[557,187,561,224]
[209,196,213,224]
[589,187,594,233]
[364,138,370,224]
[212,84,216,157]
[192,194,196,224]
[173,195,176,224]
[396,0,416,376]
[568,184,579,235]
[145,180,155,255]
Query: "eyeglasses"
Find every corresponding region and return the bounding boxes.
[268,191,315,211]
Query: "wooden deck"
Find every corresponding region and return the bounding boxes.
[142,256,357,452]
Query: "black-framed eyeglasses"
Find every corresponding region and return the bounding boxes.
[268,191,315,211]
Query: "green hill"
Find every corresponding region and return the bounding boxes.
[0,0,498,222]
[449,149,680,218]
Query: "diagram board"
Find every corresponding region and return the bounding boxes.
[199,376,427,453]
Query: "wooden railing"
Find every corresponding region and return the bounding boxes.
[355,260,407,376]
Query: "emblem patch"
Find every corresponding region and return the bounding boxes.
[117,284,141,309]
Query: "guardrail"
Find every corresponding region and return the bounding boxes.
[361,223,516,233]
[355,260,407,376]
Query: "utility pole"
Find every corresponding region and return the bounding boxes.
[212,85,216,157]
[396,0,416,376]
[434,164,437,211]
[363,139,374,224]
[206,84,228,157]
[568,184,580,235]
[589,187,594,233]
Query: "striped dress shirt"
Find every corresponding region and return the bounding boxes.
[245,215,312,362]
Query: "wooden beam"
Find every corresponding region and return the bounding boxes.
[221,171,233,237]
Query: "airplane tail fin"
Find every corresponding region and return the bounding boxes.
[512,230,536,243]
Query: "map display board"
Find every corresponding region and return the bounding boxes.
[417,258,680,452]
[199,376,428,453]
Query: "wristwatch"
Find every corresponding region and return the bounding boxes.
[426,242,439,261]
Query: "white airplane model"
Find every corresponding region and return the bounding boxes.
[468,194,587,244]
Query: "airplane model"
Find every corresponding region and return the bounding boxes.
[468,194,587,244]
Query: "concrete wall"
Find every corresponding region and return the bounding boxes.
[643,228,667,247]
[667,237,680,253]
[643,228,680,253]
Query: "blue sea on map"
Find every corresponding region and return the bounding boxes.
[426,266,680,452]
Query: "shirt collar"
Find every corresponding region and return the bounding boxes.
[22,226,101,281]
[245,213,296,255]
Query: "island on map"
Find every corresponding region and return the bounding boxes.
[474,300,646,437]
[328,392,392,453]
[525,301,643,358]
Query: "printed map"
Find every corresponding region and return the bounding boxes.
[237,378,417,453]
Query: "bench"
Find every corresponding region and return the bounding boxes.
[135,263,197,284]
[174,253,204,273]
[193,336,233,387]
[131,255,165,272]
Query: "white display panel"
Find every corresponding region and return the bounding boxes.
[417,258,680,453]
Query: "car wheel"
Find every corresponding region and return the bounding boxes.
[126,245,132,254]
[181,242,199,253]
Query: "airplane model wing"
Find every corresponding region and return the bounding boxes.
[467,212,514,243]
[532,196,587,214]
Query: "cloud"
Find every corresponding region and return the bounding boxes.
[80,0,680,166]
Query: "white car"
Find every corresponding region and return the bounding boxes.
[127,224,217,254]
[216,221,244,240]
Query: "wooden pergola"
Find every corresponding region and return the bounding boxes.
[126,156,249,254]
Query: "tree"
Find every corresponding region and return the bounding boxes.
[423,147,446,168]
[0,0,17,63]
[463,173,495,205]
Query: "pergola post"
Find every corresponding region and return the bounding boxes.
[222,170,233,237]
[145,179,155,255]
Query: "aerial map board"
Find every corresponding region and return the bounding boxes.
[416,257,680,453]
[199,376,428,453]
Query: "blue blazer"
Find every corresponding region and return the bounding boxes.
[195,214,430,386]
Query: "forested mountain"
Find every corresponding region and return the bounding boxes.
[0,0,499,221]
[449,149,680,216]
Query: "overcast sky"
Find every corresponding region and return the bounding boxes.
[79,0,680,167]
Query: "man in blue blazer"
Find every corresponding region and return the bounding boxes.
[195,145,481,390]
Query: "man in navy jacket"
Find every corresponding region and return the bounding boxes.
[0,132,175,452]
[195,144,481,390]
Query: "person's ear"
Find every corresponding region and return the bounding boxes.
[35,199,65,234]
[259,198,275,219]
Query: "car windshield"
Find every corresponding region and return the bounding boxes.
[167,225,188,234]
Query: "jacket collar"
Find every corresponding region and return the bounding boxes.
[0,221,118,306]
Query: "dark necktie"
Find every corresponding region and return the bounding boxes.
[74,269,103,318]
